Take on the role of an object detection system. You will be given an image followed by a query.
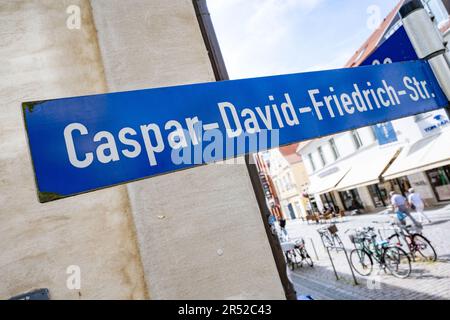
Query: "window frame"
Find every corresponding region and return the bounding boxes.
[308,153,316,172]
[318,146,326,166]
[329,138,340,160]
[351,130,363,150]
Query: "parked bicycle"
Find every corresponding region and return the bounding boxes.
[317,224,344,250]
[349,227,411,278]
[384,221,437,262]
[283,238,314,270]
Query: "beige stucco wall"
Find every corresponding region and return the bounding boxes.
[0,0,146,299]
[291,162,310,192]
[0,0,285,300]
[91,0,285,299]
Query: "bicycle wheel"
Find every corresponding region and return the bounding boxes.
[285,251,295,270]
[350,249,373,276]
[412,234,437,262]
[383,247,411,278]
[301,248,314,267]
[388,233,416,261]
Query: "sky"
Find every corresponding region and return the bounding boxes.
[207,0,399,80]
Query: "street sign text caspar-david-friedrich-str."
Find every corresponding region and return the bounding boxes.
[23,60,447,202]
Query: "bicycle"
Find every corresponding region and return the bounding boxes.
[349,227,411,278]
[317,224,344,250]
[385,222,437,262]
[283,238,314,270]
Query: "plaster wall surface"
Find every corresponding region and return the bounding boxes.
[0,0,147,299]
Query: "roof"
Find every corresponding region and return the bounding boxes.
[279,143,302,164]
[345,0,405,68]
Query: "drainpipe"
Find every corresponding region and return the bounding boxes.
[400,0,450,118]
[192,0,297,300]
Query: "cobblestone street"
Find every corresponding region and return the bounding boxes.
[283,205,450,300]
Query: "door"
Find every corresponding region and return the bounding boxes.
[287,203,296,220]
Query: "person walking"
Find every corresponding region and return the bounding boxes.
[268,214,277,236]
[390,191,423,230]
[407,188,432,224]
[279,217,289,241]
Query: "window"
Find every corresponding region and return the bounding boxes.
[329,138,340,160]
[351,130,363,149]
[275,179,282,193]
[338,190,364,211]
[318,146,326,166]
[287,172,294,190]
[426,165,450,201]
[273,180,278,192]
[308,153,316,172]
[294,201,303,216]
[283,175,289,191]
[367,184,388,208]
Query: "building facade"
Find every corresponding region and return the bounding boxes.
[298,0,450,214]
[257,145,310,220]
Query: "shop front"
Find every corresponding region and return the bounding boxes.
[366,177,412,208]
[339,189,364,211]
[390,176,412,196]
[426,165,450,201]
[319,192,340,212]
[383,129,450,204]
[367,183,389,207]
[307,166,350,212]
[334,146,401,211]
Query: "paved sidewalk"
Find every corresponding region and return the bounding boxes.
[283,205,450,300]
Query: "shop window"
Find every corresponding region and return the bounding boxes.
[339,189,364,211]
[396,177,411,196]
[367,184,388,207]
[427,165,450,201]
[320,192,339,213]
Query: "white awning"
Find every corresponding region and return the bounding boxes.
[336,146,401,191]
[307,167,350,195]
[383,129,450,180]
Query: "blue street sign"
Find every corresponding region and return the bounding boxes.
[361,25,417,66]
[361,24,418,145]
[23,60,447,202]
[373,122,398,145]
